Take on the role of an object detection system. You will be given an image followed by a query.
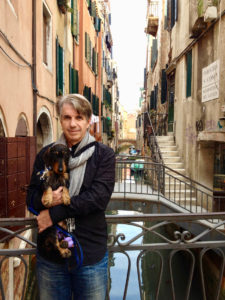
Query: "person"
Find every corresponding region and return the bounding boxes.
[26,94,115,300]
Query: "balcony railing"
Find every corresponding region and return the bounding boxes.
[146,1,159,36]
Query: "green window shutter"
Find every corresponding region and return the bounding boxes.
[71,0,74,34]
[96,97,99,116]
[154,84,158,110]
[89,39,92,65]
[186,50,192,97]
[88,87,92,102]
[59,45,64,95]
[76,10,79,41]
[164,0,168,30]
[91,0,96,17]
[92,94,96,114]
[72,68,76,93]
[151,39,158,70]
[175,0,178,22]
[71,0,79,41]
[75,69,79,93]
[150,91,155,110]
[96,53,98,75]
[69,63,73,93]
[94,17,101,32]
[92,48,95,72]
[56,39,64,96]
[85,32,87,59]
[56,38,59,95]
[161,69,167,104]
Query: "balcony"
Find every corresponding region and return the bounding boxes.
[145,1,159,37]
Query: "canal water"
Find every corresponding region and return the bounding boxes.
[106,203,203,300]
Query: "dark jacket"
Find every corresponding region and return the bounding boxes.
[26,142,115,266]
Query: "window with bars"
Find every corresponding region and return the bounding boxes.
[56,38,64,96]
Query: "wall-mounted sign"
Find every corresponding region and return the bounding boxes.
[202,60,219,102]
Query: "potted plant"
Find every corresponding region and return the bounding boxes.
[57,0,73,14]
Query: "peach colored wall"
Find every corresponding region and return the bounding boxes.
[0,0,33,137]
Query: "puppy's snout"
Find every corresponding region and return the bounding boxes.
[58,165,63,173]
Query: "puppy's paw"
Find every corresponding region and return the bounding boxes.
[42,187,53,207]
[62,187,70,205]
[61,248,71,258]
[59,240,69,249]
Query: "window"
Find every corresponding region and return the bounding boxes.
[69,64,79,94]
[56,38,64,96]
[186,50,192,98]
[71,0,79,42]
[43,3,52,70]
[161,69,167,104]
[165,0,178,30]
[151,39,158,70]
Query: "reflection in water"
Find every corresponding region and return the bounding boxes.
[107,209,202,300]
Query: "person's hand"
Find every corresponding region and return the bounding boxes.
[37,209,53,233]
[52,186,64,206]
[41,186,64,207]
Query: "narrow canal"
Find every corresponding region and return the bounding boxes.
[106,203,205,300]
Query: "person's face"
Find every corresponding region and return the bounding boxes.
[60,103,91,147]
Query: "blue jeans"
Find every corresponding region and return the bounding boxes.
[36,251,108,300]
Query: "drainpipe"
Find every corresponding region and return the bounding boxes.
[32,0,37,136]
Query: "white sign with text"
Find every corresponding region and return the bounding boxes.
[202,60,219,102]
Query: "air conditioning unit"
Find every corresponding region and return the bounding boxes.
[204,5,217,22]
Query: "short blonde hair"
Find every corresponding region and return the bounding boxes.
[56,94,92,120]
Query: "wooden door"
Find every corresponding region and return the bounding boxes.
[0,137,36,218]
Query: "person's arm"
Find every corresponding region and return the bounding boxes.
[26,149,47,213]
[49,146,115,225]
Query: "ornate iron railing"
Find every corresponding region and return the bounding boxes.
[143,111,164,164]
[1,212,225,300]
[115,159,225,216]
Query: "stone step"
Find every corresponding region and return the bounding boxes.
[161,151,179,157]
[165,162,184,169]
[166,168,186,175]
[157,136,174,142]
[160,145,177,151]
[158,141,175,146]
[163,157,182,163]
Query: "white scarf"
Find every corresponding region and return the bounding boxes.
[55,132,96,231]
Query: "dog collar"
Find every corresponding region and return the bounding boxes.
[37,167,51,180]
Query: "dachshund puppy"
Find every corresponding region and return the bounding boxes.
[41,143,71,208]
[37,144,73,263]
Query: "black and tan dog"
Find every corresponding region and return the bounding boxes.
[37,143,73,263]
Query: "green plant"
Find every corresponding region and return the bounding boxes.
[197,0,203,17]
[57,0,73,13]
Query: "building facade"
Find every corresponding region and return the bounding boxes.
[145,0,225,198]
[0,0,118,218]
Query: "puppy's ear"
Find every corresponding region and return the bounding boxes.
[43,148,50,167]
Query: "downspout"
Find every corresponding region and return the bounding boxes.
[32,0,37,136]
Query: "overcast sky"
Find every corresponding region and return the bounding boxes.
[110,0,147,112]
